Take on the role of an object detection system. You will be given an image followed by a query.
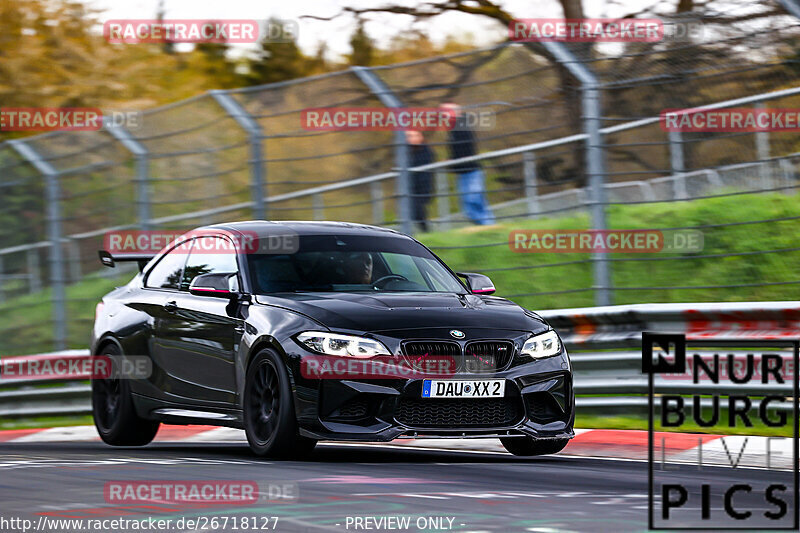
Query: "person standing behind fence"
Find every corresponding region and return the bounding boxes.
[440,102,495,225]
[406,129,434,233]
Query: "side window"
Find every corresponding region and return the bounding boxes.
[144,244,189,290]
[181,236,239,291]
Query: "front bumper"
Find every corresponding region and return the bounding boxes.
[287,331,575,442]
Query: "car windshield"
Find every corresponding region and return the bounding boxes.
[247,234,467,294]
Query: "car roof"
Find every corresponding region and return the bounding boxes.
[199,220,407,238]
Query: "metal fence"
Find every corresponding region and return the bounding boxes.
[2,301,796,418]
[1,14,800,353]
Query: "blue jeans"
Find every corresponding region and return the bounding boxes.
[457,169,495,225]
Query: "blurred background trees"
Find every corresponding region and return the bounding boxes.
[0,0,477,141]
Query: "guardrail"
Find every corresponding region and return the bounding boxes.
[1,302,797,418]
[540,301,800,348]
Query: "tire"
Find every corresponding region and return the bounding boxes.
[243,349,317,458]
[500,436,570,456]
[92,344,160,446]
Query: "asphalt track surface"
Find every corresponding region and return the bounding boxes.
[0,441,795,533]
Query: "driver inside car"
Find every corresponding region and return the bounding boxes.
[343,252,373,284]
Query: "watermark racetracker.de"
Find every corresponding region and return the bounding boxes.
[0,108,143,132]
[104,480,298,505]
[0,353,151,382]
[508,229,704,253]
[509,17,703,43]
[102,229,300,256]
[103,19,298,44]
[301,107,495,132]
[662,108,800,132]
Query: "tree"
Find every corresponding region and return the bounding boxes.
[247,18,311,85]
[348,20,376,66]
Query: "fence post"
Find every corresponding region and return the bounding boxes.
[668,130,688,199]
[370,181,384,224]
[210,90,266,220]
[668,130,685,174]
[10,140,67,350]
[104,120,151,229]
[435,171,450,231]
[537,42,612,306]
[780,158,795,194]
[312,194,324,221]
[395,138,412,234]
[523,151,539,217]
[521,43,611,304]
[534,43,611,305]
[351,66,413,235]
[754,102,771,188]
[27,248,41,294]
[584,81,613,306]
[68,240,81,283]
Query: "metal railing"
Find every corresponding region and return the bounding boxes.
[2,24,800,352]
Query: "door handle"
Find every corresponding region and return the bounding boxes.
[163,301,178,312]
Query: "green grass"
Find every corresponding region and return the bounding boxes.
[422,191,800,310]
[578,412,794,437]
[0,271,133,355]
[0,415,93,431]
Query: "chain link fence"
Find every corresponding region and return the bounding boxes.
[1,13,799,354]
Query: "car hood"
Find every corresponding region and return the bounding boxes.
[254,292,549,334]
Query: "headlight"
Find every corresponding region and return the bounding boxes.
[296,331,391,358]
[521,330,561,359]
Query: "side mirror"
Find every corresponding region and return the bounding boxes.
[457,272,496,295]
[189,272,239,298]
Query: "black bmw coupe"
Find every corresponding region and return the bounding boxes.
[92,221,574,457]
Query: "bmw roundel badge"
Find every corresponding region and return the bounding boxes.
[450,330,465,339]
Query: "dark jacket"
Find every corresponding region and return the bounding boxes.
[447,115,480,173]
[410,143,434,200]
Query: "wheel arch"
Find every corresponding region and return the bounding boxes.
[246,335,288,368]
[93,335,123,355]
[241,336,294,410]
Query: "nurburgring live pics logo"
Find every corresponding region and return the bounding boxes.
[643,333,799,530]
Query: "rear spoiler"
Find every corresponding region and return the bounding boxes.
[98,250,154,272]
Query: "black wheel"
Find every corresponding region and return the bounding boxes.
[92,344,160,446]
[500,437,570,456]
[244,349,317,458]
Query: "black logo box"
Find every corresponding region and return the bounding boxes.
[642,333,799,530]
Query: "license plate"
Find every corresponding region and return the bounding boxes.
[421,379,505,398]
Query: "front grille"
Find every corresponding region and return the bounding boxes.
[402,340,514,374]
[395,397,523,427]
[402,341,461,374]
[464,341,514,373]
